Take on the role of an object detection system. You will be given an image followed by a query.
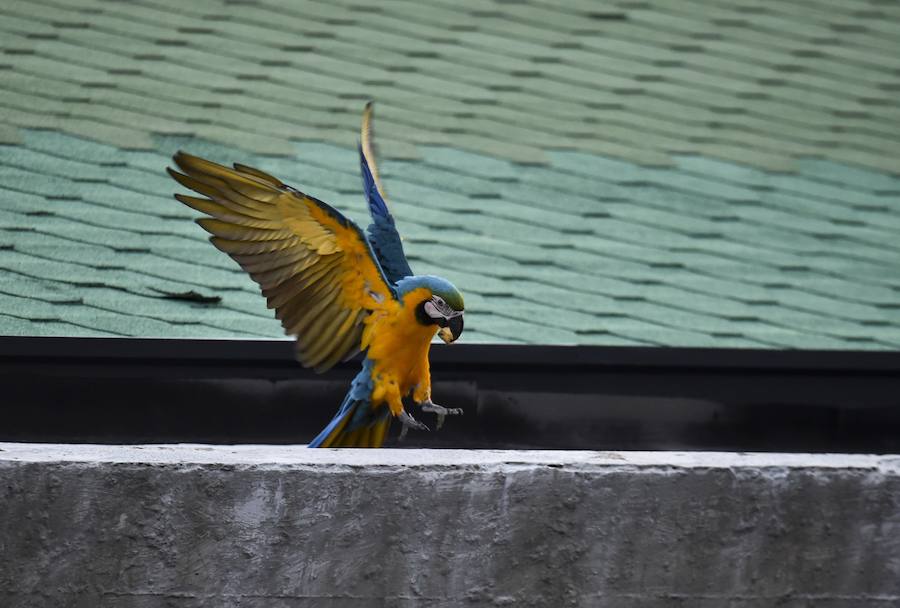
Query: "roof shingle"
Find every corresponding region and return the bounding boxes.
[1,0,899,350]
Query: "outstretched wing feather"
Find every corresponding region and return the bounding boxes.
[197,218,294,242]
[209,236,296,256]
[170,151,397,372]
[175,195,281,229]
[359,102,414,283]
[233,163,285,187]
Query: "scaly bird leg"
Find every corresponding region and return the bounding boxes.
[398,409,429,441]
[420,399,463,430]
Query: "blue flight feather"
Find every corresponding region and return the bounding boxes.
[359,145,414,284]
[360,143,390,219]
[308,358,386,447]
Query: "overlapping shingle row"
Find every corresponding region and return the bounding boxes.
[3,0,900,167]
[0,0,899,349]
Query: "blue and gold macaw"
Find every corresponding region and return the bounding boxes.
[167,103,464,447]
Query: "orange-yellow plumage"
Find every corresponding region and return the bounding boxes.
[365,287,438,416]
[169,103,465,448]
[167,151,397,374]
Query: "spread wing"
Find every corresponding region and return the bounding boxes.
[168,151,397,373]
[360,102,414,284]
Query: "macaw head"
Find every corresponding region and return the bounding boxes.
[399,275,465,343]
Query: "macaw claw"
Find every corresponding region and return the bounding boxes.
[398,409,429,441]
[420,400,463,430]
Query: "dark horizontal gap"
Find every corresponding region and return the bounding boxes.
[176,27,217,34]
[586,12,627,20]
[712,18,749,26]
[2,337,900,451]
[1,337,898,372]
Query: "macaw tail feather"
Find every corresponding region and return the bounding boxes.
[308,394,392,448]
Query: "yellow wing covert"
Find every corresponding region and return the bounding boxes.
[168,151,397,372]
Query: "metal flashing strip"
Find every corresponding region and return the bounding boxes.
[2,336,899,371]
[1,336,899,451]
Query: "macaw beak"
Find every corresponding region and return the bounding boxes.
[438,314,463,343]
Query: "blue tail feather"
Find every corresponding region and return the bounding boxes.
[307,392,357,448]
[308,358,391,448]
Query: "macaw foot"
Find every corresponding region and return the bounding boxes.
[420,400,463,430]
[398,409,429,441]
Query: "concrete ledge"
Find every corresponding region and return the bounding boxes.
[2,445,899,607]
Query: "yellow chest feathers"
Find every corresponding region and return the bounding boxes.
[363,288,437,402]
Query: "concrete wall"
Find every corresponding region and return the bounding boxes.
[1,444,899,607]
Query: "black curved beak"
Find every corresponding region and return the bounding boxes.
[438,314,464,343]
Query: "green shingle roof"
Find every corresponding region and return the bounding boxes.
[1,0,899,349]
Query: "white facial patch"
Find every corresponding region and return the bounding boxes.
[424,300,444,320]
[426,296,462,320]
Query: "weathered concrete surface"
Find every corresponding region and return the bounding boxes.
[1,445,899,607]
